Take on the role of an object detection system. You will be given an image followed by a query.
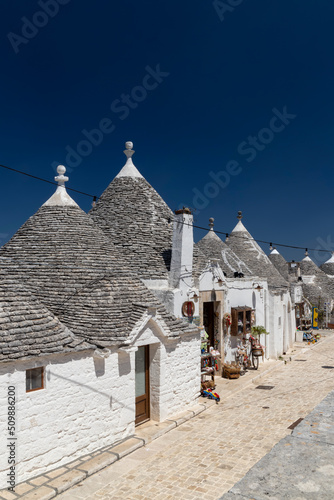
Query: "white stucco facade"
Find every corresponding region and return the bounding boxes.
[0,314,200,488]
[223,279,267,363]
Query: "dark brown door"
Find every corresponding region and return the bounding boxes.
[203,302,215,348]
[135,345,150,425]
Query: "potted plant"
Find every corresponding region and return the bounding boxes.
[251,326,269,350]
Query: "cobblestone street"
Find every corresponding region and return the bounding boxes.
[56,334,334,500]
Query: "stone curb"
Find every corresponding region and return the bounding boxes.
[1,333,331,500]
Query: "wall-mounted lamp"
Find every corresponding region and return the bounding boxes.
[188,288,199,302]
[253,283,263,291]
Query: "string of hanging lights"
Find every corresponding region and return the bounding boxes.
[0,162,330,255]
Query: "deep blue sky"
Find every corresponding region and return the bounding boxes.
[1,1,333,264]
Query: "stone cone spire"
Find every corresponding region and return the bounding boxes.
[43,165,78,207]
[320,252,334,276]
[116,141,144,179]
[90,141,174,280]
[268,248,289,281]
[227,212,288,288]
[195,217,253,278]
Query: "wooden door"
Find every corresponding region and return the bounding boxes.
[203,302,215,348]
[135,345,150,425]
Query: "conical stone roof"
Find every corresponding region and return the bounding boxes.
[268,248,290,281]
[226,216,288,289]
[0,275,90,362]
[0,167,196,347]
[89,142,173,280]
[195,219,253,278]
[299,256,333,307]
[320,253,334,276]
[299,256,325,276]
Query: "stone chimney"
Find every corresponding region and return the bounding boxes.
[169,208,194,290]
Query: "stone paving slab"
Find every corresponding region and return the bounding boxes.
[47,470,87,494]
[0,490,19,500]
[108,437,143,458]
[135,419,177,445]
[77,452,118,477]
[19,486,56,500]
[292,392,334,446]
[221,390,334,499]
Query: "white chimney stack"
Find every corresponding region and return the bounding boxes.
[169,208,194,290]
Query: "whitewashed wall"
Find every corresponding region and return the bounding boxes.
[223,279,267,363]
[0,349,134,487]
[0,321,200,487]
[267,290,295,358]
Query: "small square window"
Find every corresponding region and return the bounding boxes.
[26,367,44,392]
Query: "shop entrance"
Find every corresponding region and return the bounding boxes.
[135,345,150,425]
[203,302,215,349]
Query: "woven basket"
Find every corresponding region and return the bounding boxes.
[252,349,263,356]
[223,363,241,379]
[201,380,215,390]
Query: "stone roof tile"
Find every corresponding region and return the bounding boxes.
[226,219,288,289]
[268,249,290,281]
[195,229,253,278]
[0,277,92,362]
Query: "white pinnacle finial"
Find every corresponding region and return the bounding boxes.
[55,165,69,187]
[209,217,214,231]
[116,141,143,179]
[43,164,78,207]
[124,141,135,160]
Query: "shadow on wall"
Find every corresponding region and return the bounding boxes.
[118,351,131,377]
[94,357,105,377]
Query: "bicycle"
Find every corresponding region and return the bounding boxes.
[235,340,251,372]
[249,335,264,370]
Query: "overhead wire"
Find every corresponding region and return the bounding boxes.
[0,163,96,199]
[0,161,332,255]
[168,217,331,254]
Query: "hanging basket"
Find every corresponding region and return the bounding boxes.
[252,348,264,357]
